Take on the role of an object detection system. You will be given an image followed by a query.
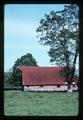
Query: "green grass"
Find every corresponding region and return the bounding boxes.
[4,90,79,116]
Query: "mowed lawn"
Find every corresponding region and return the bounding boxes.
[4,90,79,116]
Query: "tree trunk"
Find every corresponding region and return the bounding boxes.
[70,49,78,82]
[65,51,71,91]
[67,49,78,92]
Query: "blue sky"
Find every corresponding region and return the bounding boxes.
[4,4,65,72]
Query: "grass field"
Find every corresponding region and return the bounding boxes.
[4,90,79,116]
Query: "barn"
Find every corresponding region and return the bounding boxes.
[16,66,78,92]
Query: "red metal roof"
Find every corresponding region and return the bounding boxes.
[16,66,66,86]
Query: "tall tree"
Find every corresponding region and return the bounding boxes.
[36,4,79,90]
[9,53,38,86]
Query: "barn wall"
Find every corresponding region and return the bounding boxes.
[70,85,78,91]
[24,85,78,91]
[24,85,68,91]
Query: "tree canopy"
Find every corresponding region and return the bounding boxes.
[36,4,79,90]
[9,53,38,86]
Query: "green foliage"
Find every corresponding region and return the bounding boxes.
[36,4,79,67]
[4,91,78,116]
[9,53,38,86]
